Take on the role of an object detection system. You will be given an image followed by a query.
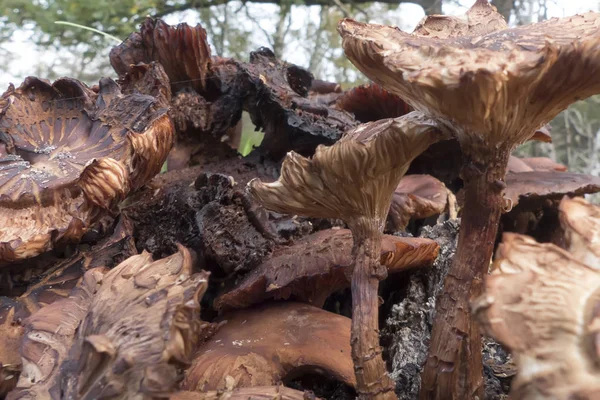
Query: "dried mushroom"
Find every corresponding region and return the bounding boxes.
[214,228,439,311]
[0,216,135,395]
[0,67,173,262]
[249,113,450,399]
[388,174,451,232]
[339,1,600,396]
[474,197,600,399]
[182,302,354,392]
[172,386,318,400]
[8,245,211,399]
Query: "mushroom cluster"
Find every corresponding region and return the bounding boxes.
[3,3,600,400]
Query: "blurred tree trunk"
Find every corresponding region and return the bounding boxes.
[492,0,515,21]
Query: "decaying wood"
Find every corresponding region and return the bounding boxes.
[182,302,355,392]
[214,228,439,311]
[8,246,211,399]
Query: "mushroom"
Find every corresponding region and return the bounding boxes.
[388,174,452,232]
[0,215,136,394]
[0,66,174,262]
[7,245,211,399]
[507,156,567,173]
[473,196,600,399]
[335,83,411,123]
[249,113,450,399]
[181,302,354,392]
[520,157,568,172]
[172,386,319,400]
[214,228,439,311]
[338,1,600,396]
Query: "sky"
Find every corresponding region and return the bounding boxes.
[1,0,599,88]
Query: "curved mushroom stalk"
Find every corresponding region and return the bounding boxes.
[0,64,174,263]
[474,196,600,399]
[338,1,600,397]
[214,229,439,311]
[182,302,354,392]
[249,112,450,399]
[7,246,211,400]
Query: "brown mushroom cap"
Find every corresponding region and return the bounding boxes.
[474,197,600,398]
[214,228,439,311]
[338,4,600,155]
[171,386,319,400]
[507,156,534,173]
[248,112,450,226]
[520,157,568,172]
[335,83,411,122]
[388,174,449,231]
[8,246,211,399]
[559,196,600,267]
[182,302,355,392]
[504,171,600,209]
[0,67,173,262]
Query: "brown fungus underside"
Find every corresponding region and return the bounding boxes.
[182,302,354,392]
[474,196,600,400]
[0,216,136,396]
[338,1,600,398]
[249,113,450,399]
[214,228,439,311]
[7,246,212,400]
[0,66,174,263]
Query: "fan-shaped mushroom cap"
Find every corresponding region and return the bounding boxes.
[172,386,319,400]
[0,68,174,262]
[338,3,600,155]
[388,174,449,231]
[214,229,439,311]
[182,302,355,392]
[474,197,600,399]
[248,112,450,225]
[8,246,211,399]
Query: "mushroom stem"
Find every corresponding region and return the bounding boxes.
[420,154,509,400]
[348,217,397,400]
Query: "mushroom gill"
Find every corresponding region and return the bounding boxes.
[0,64,174,262]
[474,196,600,399]
[338,2,600,397]
[7,245,211,400]
[249,113,450,399]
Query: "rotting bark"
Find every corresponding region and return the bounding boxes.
[420,156,509,400]
[381,220,458,400]
[348,218,396,400]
